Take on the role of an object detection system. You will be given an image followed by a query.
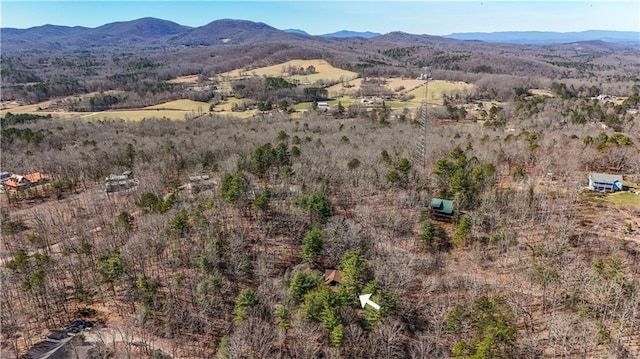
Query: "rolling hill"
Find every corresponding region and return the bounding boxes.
[3,17,639,54]
[321,30,381,39]
[0,17,191,52]
[444,30,640,45]
[169,19,315,46]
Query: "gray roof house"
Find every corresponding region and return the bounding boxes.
[588,173,623,192]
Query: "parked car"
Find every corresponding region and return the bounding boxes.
[67,319,93,333]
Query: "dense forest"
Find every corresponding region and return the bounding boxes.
[1,18,640,359]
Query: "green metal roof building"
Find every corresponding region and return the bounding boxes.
[430,198,454,221]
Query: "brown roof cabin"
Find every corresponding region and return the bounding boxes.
[3,172,50,191]
[324,269,343,286]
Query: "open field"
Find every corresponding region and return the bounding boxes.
[326,78,474,109]
[218,59,358,83]
[0,100,53,116]
[77,109,200,121]
[326,77,427,98]
[405,80,474,105]
[384,78,426,93]
[606,191,640,207]
[167,75,200,84]
[0,69,474,121]
[326,78,364,97]
[0,99,212,121]
[295,79,474,111]
[529,88,555,97]
[144,99,209,111]
[0,98,262,121]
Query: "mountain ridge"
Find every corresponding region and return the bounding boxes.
[2,18,638,54]
[444,30,640,45]
[321,30,381,39]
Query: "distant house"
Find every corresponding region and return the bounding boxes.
[317,102,329,109]
[105,170,135,192]
[323,269,343,286]
[188,174,215,191]
[188,174,210,183]
[3,172,50,191]
[0,171,11,190]
[430,198,454,222]
[3,176,30,191]
[588,173,623,192]
[0,171,10,183]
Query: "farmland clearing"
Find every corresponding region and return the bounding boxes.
[1,99,212,121]
[217,59,358,84]
[405,80,474,105]
[3,60,474,121]
[167,75,200,84]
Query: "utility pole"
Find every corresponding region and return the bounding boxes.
[415,66,431,171]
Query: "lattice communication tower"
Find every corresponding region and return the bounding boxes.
[415,67,431,171]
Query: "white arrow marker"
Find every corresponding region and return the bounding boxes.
[359,293,381,310]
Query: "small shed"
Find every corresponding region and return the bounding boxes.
[588,173,623,192]
[430,198,454,222]
[323,269,343,286]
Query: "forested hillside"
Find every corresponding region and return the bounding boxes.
[2,105,639,357]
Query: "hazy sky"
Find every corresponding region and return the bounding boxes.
[1,1,639,35]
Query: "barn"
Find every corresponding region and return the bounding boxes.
[588,173,623,192]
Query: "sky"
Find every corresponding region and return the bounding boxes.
[1,1,638,36]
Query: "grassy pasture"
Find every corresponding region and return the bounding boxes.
[144,99,209,111]
[405,80,474,105]
[529,89,555,97]
[218,59,358,84]
[328,78,473,107]
[606,191,640,207]
[210,98,259,118]
[326,78,427,98]
[299,79,474,111]
[326,79,364,97]
[1,68,472,121]
[1,101,53,116]
[0,97,259,121]
[384,78,425,93]
[78,110,194,121]
[167,75,200,84]
[1,99,212,121]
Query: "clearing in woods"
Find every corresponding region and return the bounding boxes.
[405,80,474,105]
[0,100,53,115]
[605,191,640,207]
[2,62,473,120]
[0,99,212,121]
[143,99,209,112]
[167,75,200,84]
[217,59,358,83]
